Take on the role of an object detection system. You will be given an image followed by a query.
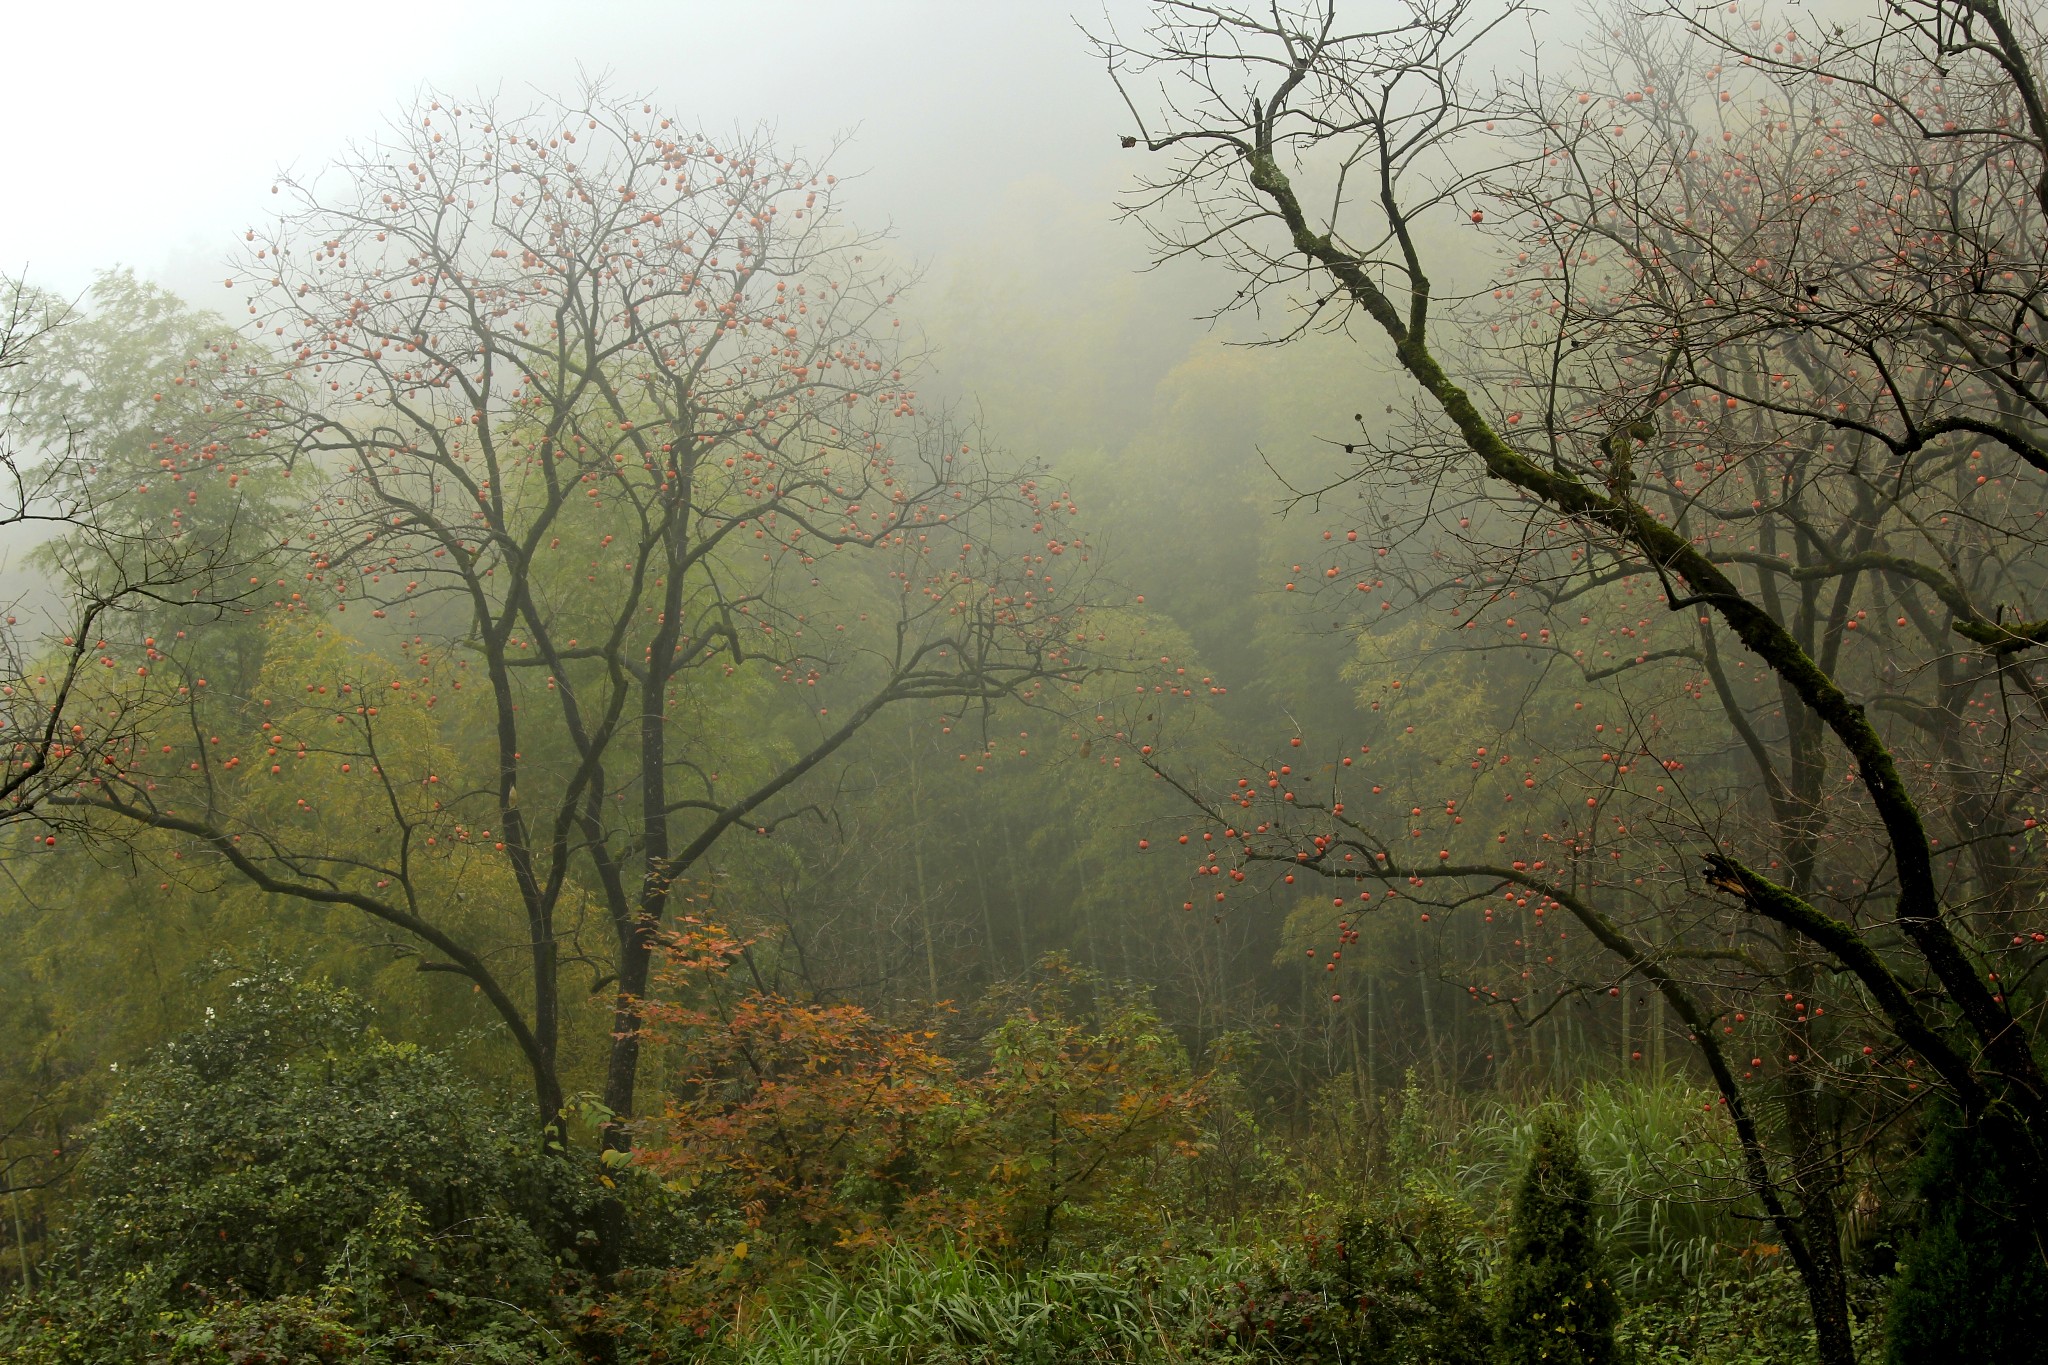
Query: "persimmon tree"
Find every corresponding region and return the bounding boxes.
[1465,21,2048,1341]
[1099,2,2048,1358]
[61,90,1100,1158]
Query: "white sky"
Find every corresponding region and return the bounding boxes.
[7,0,1148,303]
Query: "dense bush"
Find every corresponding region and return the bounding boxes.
[635,943,1207,1270]
[1615,1262,1854,1365]
[1186,1193,1489,1364]
[0,970,583,1363]
[1885,1103,2048,1362]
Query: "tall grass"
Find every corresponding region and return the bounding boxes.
[716,1242,1184,1365]
[1442,1078,1765,1296]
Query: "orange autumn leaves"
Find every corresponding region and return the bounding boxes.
[633,927,1208,1259]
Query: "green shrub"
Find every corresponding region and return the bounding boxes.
[0,969,579,1363]
[1615,1261,1856,1365]
[1885,1102,2048,1363]
[1187,1193,1490,1364]
[1491,1116,1619,1365]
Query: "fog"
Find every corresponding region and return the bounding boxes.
[11,1,1159,308]
[12,0,1251,505]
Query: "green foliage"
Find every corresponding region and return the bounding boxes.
[0,969,580,1363]
[16,269,288,595]
[943,958,1209,1258]
[0,1285,365,1365]
[1491,1116,1620,1365]
[1885,1103,2048,1362]
[1615,1262,1869,1365]
[1560,1083,1752,1298]
[1192,1194,1490,1364]
[71,969,552,1297]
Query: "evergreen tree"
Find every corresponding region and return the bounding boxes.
[1492,1115,1620,1365]
[1886,1103,2048,1362]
